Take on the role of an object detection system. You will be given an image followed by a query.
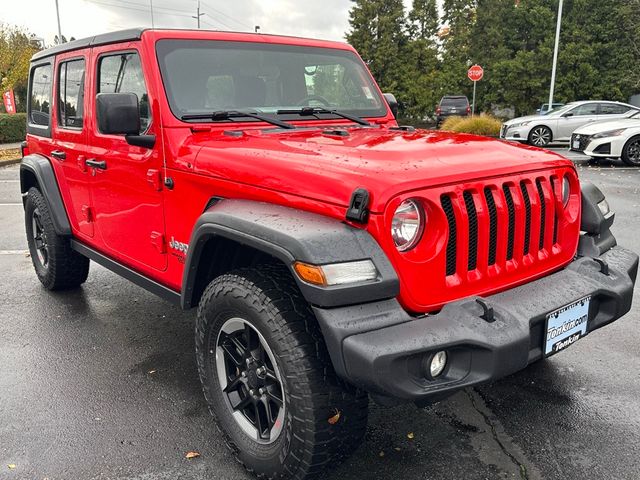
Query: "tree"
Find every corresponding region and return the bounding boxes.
[346,0,409,95]
[0,24,41,112]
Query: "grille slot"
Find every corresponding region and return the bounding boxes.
[484,187,498,266]
[463,191,479,271]
[503,184,516,260]
[551,178,559,244]
[441,195,457,276]
[535,179,546,250]
[520,182,532,256]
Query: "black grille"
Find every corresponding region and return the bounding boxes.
[520,182,532,256]
[503,184,516,260]
[441,195,457,276]
[571,133,592,152]
[484,187,498,266]
[463,191,478,271]
[536,179,546,250]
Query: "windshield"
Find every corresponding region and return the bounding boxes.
[155,39,387,121]
[441,97,468,107]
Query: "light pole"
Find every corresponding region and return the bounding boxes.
[548,0,564,109]
[150,0,155,28]
[54,0,63,43]
[192,0,204,28]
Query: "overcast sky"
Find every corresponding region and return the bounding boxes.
[1,0,418,46]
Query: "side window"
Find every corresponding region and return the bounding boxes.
[98,52,150,132]
[599,103,628,115]
[572,103,598,116]
[29,63,53,127]
[58,58,86,128]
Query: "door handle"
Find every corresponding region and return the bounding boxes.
[51,150,66,160]
[85,159,107,170]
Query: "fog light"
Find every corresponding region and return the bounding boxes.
[423,350,448,379]
[598,199,610,216]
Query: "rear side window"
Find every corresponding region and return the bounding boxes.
[98,52,151,132]
[599,103,629,115]
[58,58,86,128]
[29,64,53,127]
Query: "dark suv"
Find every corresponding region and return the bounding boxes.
[436,95,471,126]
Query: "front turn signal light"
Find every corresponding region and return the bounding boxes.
[293,260,378,286]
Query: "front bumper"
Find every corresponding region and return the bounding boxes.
[313,246,637,404]
[500,124,532,142]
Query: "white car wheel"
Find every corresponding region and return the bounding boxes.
[528,126,552,147]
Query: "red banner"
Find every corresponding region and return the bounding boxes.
[3,90,16,114]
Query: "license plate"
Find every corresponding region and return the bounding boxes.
[572,140,580,150]
[544,297,590,356]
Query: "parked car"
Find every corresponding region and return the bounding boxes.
[435,95,470,126]
[571,111,640,166]
[21,29,638,480]
[500,100,640,147]
[536,102,565,115]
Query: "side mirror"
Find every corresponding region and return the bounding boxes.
[383,93,398,118]
[96,92,141,135]
[563,112,574,118]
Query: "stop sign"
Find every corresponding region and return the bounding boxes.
[468,64,484,82]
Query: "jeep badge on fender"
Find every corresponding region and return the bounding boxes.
[20,28,638,480]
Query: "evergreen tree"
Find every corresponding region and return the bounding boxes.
[346,0,409,98]
[439,0,477,99]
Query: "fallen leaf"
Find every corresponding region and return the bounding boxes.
[394,447,401,452]
[7,464,16,469]
[148,370,157,374]
[185,451,200,460]
[407,432,414,440]
[327,409,341,425]
[378,451,385,457]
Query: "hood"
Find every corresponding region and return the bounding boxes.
[504,115,544,125]
[574,118,640,135]
[191,127,572,213]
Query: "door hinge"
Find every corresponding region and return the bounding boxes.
[81,205,93,223]
[150,231,166,254]
[146,169,163,191]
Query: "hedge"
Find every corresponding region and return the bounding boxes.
[0,113,27,143]
[440,114,502,137]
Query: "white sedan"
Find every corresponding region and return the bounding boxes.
[570,111,640,166]
[500,101,639,147]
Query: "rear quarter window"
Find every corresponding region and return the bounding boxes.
[29,63,53,129]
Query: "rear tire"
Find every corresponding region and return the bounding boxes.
[195,264,368,479]
[24,187,89,290]
[621,136,640,166]
[528,126,552,147]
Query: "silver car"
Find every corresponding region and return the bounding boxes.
[500,101,640,147]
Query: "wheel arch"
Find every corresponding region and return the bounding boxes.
[181,199,399,310]
[20,154,71,236]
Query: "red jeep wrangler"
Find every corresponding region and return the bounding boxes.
[21,29,637,479]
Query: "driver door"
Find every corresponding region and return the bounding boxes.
[556,103,599,140]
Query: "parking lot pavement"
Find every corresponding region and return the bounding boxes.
[1,156,639,480]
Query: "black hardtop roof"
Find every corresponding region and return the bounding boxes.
[31,28,145,62]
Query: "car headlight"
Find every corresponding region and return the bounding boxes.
[391,199,425,251]
[592,128,627,139]
[561,175,571,207]
[510,121,531,128]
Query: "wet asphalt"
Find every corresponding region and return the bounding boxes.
[1,149,639,480]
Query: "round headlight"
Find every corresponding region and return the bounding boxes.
[391,199,425,251]
[561,176,571,207]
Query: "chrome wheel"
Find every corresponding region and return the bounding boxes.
[214,318,285,444]
[529,126,552,147]
[625,139,640,165]
[31,208,49,268]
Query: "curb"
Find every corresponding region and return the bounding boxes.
[0,158,21,168]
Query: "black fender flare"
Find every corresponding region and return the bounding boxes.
[181,199,399,309]
[20,154,71,236]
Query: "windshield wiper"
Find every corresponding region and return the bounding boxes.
[276,107,371,126]
[180,110,296,130]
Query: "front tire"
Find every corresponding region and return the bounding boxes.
[528,126,552,147]
[195,265,368,479]
[24,187,89,290]
[621,136,640,166]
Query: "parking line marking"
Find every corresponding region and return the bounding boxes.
[0,250,28,255]
[0,203,22,206]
